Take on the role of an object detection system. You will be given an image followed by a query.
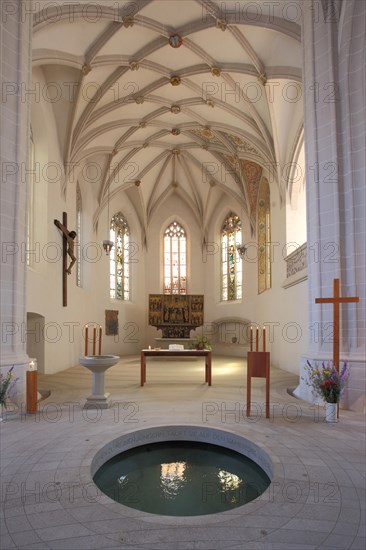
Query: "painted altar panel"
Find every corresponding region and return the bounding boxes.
[148,294,204,338]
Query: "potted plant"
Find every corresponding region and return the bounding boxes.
[190,335,212,351]
[303,360,348,422]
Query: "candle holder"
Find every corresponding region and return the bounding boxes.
[27,359,38,414]
[84,324,102,356]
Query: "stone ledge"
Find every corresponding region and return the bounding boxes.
[282,267,308,289]
[283,242,307,288]
[90,425,273,480]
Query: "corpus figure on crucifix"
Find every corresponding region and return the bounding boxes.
[54,219,77,275]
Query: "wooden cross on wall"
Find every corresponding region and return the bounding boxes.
[54,212,77,307]
[315,278,360,371]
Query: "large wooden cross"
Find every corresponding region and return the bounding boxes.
[60,212,68,307]
[54,212,77,307]
[315,278,359,371]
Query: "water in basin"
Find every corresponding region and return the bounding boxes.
[93,441,270,516]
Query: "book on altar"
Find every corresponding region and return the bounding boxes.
[169,344,184,350]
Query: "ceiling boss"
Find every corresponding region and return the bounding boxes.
[169,34,183,48]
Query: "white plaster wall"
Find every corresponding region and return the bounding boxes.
[286,142,307,247]
[27,170,147,373]
[203,198,257,329]
[94,189,146,358]
[26,70,308,377]
[145,194,205,346]
[27,69,146,374]
[203,184,308,375]
[257,185,308,375]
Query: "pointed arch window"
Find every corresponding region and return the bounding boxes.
[164,221,187,294]
[221,213,242,301]
[76,183,82,287]
[110,213,130,300]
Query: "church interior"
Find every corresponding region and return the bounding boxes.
[1,1,365,548]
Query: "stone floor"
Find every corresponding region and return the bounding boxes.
[0,355,365,550]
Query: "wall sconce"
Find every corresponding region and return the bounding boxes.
[236,244,247,258]
[103,240,114,255]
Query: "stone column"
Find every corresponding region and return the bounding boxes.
[0,1,33,410]
[294,0,366,410]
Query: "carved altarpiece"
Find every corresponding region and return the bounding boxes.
[149,294,204,338]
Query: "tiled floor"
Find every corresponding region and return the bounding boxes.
[0,355,365,549]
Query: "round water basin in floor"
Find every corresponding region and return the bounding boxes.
[93,440,271,516]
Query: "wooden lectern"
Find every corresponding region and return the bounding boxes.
[246,327,270,418]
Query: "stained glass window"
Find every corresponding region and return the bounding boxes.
[164,221,187,294]
[76,183,82,287]
[110,212,130,300]
[221,213,242,301]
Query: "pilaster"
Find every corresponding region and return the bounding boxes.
[0,1,33,408]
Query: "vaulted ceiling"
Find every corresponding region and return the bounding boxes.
[32,0,303,240]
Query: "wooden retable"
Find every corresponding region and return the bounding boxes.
[140,349,212,386]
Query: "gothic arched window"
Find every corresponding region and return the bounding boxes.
[76,182,82,287]
[221,212,242,301]
[164,221,187,294]
[110,212,130,300]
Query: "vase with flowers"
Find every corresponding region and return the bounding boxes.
[0,366,18,421]
[303,360,348,422]
[190,335,212,351]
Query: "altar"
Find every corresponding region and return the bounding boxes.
[153,338,193,349]
[140,349,212,386]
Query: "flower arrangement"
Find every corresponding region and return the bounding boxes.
[303,361,348,404]
[0,367,18,408]
[190,335,212,350]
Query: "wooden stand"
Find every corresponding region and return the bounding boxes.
[26,371,38,413]
[246,352,270,418]
[247,327,270,418]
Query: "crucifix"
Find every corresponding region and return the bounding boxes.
[54,212,77,307]
[315,278,359,371]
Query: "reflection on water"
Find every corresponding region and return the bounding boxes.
[218,470,241,490]
[94,441,270,516]
[160,462,187,498]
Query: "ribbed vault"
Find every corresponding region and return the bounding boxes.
[32,0,304,242]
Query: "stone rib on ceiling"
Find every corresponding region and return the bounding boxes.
[32,0,303,239]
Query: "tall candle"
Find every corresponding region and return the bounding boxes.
[263,326,266,352]
[93,326,96,355]
[256,327,259,352]
[99,326,102,355]
[250,327,253,352]
[85,324,88,356]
